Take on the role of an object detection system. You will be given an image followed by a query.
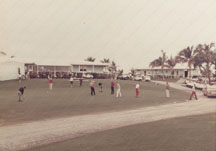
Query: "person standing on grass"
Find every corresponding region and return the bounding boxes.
[116,82,122,98]
[18,86,26,102]
[136,83,140,98]
[165,81,170,98]
[18,73,22,83]
[111,81,115,95]
[90,81,96,96]
[69,76,74,88]
[189,84,198,100]
[48,76,53,90]
[79,78,83,87]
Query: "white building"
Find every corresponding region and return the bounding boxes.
[0,56,25,81]
[134,63,201,79]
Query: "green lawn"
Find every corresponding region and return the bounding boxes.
[29,113,216,151]
[0,79,188,125]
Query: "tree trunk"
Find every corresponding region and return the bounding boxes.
[188,62,191,81]
[162,66,165,80]
[206,63,211,85]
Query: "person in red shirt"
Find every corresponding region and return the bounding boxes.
[79,78,83,87]
[90,81,95,96]
[48,76,53,90]
[111,81,115,95]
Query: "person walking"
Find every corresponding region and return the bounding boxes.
[136,83,140,98]
[48,76,53,90]
[90,81,96,96]
[116,82,122,98]
[69,76,74,88]
[189,84,198,100]
[165,81,170,98]
[111,81,115,95]
[18,86,26,102]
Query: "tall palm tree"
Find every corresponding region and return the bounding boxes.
[100,58,110,63]
[117,69,124,76]
[108,61,117,79]
[194,43,215,84]
[130,68,135,77]
[176,46,196,80]
[149,50,167,80]
[85,57,96,62]
[166,56,178,78]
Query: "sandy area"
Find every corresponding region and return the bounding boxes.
[0,82,215,151]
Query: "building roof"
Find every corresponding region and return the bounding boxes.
[71,61,109,66]
[135,63,194,70]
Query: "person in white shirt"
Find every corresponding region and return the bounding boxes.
[116,82,122,98]
[18,73,22,83]
[69,76,74,88]
[136,83,140,98]
[189,84,198,100]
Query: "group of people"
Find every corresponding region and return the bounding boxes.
[17,74,198,102]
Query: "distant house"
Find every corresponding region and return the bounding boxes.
[134,64,201,79]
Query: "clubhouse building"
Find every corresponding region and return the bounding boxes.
[25,61,109,78]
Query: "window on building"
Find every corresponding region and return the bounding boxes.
[80,66,87,72]
[28,65,33,71]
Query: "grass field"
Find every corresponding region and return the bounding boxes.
[0,79,188,125]
[29,113,216,151]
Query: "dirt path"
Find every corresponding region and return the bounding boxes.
[0,83,215,151]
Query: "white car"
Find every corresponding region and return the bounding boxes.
[144,76,151,81]
[133,76,142,81]
[202,85,216,97]
[83,74,93,79]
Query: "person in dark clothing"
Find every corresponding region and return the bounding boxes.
[98,82,103,92]
[111,81,115,95]
[18,86,26,102]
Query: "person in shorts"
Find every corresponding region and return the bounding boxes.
[69,76,74,88]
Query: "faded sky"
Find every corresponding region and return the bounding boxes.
[1,0,216,72]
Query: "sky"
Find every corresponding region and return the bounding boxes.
[1,0,216,72]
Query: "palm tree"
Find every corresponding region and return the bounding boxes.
[194,43,215,84]
[166,56,178,78]
[176,46,197,80]
[130,68,136,77]
[108,61,117,79]
[117,69,124,77]
[85,57,96,62]
[100,58,110,63]
[149,50,167,80]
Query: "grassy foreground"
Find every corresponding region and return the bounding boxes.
[0,79,188,125]
[29,113,216,151]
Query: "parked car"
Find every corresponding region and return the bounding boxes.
[202,85,216,97]
[144,76,151,82]
[117,75,130,80]
[133,76,142,81]
[83,74,93,79]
